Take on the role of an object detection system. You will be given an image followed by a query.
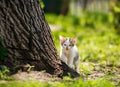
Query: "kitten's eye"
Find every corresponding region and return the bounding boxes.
[69,44,72,46]
[64,44,66,46]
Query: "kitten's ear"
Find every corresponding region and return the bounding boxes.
[72,38,77,44]
[59,35,65,43]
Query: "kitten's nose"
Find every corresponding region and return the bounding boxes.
[66,46,69,50]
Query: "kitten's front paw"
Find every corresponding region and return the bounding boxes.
[68,64,72,68]
[76,69,79,73]
[61,57,67,64]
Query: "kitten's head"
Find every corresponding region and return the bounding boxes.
[59,36,77,51]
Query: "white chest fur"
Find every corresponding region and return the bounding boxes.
[60,45,80,73]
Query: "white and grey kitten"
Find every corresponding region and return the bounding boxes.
[59,36,80,73]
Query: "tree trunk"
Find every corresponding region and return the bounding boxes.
[0,0,79,78]
[60,0,70,15]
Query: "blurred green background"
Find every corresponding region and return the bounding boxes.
[0,0,120,87]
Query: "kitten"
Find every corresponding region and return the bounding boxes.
[59,36,80,73]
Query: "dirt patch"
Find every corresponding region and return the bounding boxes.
[12,71,61,82]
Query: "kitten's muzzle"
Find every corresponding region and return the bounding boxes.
[66,46,69,50]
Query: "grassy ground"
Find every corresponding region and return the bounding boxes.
[0,12,120,87]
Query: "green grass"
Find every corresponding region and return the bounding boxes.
[0,79,115,87]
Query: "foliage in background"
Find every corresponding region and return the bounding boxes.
[46,12,114,29]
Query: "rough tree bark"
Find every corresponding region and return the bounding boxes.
[0,0,79,78]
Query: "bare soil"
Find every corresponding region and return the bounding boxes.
[12,71,61,82]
